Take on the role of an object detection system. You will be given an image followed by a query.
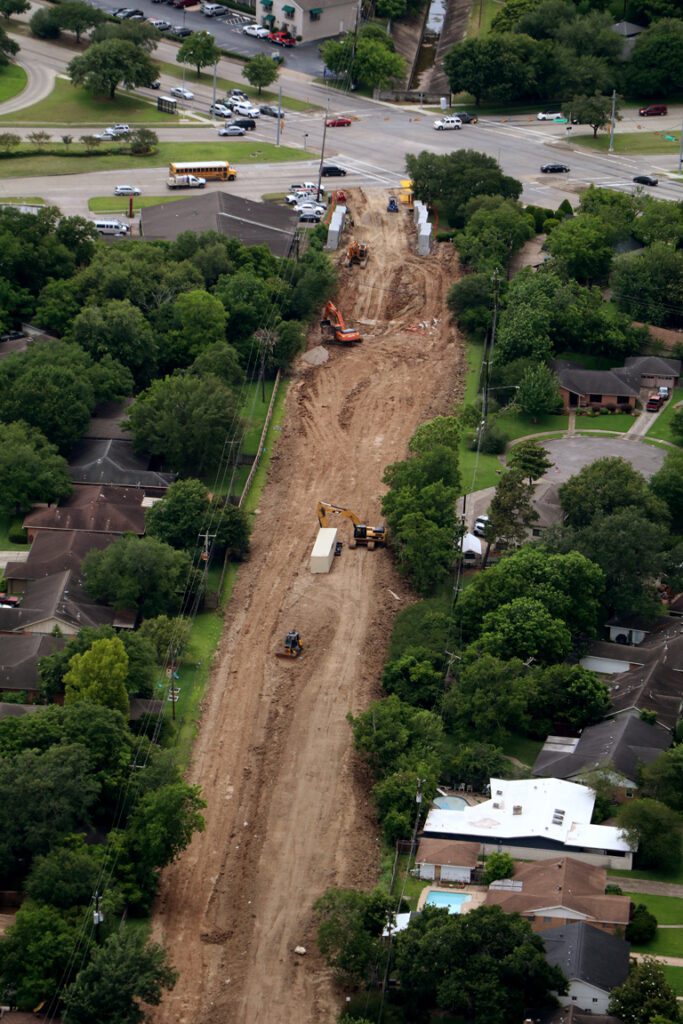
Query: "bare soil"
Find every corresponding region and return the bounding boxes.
[151,190,464,1024]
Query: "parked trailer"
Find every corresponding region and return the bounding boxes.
[309,527,338,574]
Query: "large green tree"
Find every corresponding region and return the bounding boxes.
[477,596,572,662]
[381,647,443,709]
[405,149,521,226]
[0,420,71,515]
[443,34,538,106]
[545,213,614,283]
[55,0,104,42]
[64,636,130,715]
[441,654,531,742]
[611,243,683,328]
[642,745,683,812]
[609,956,681,1024]
[559,456,665,529]
[0,901,86,1011]
[517,363,562,421]
[315,888,394,985]
[25,841,101,910]
[83,535,190,617]
[0,20,18,62]
[243,53,278,94]
[625,19,683,99]
[126,782,206,874]
[176,30,221,77]
[616,798,681,871]
[507,440,553,484]
[67,38,157,98]
[68,298,158,384]
[485,469,538,555]
[349,694,443,779]
[0,0,28,19]
[564,92,616,138]
[138,614,192,663]
[62,930,178,1024]
[650,450,683,534]
[455,196,535,273]
[167,288,227,366]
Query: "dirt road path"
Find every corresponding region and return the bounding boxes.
[151,191,463,1024]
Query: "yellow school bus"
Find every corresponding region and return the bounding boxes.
[168,161,237,181]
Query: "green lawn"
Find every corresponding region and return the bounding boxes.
[0,514,28,550]
[574,411,635,432]
[0,77,180,126]
[467,0,504,36]
[661,966,683,996]
[646,387,682,445]
[0,195,45,205]
[609,858,683,886]
[154,60,316,113]
[623,893,683,926]
[0,63,28,104]
[574,131,680,155]
[88,194,190,213]
[501,733,543,767]
[0,139,309,179]
[633,929,683,958]
[379,852,428,910]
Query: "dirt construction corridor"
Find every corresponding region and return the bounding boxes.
[151,190,465,1024]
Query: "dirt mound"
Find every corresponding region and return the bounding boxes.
[151,190,465,1024]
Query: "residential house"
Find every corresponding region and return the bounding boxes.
[484,857,631,935]
[604,614,665,647]
[23,485,147,541]
[85,398,134,442]
[0,569,134,636]
[542,923,630,1013]
[415,838,480,883]
[257,0,358,43]
[529,479,564,538]
[140,192,299,257]
[532,715,671,798]
[621,355,680,392]
[539,1008,624,1024]
[610,19,645,58]
[554,366,639,414]
[68,438,174,491]
[0,702,44,720]
[3,530,117,596]
[0,634,65,700]
[421,777,634,869]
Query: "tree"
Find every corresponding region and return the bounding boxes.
[626,904,658,945]
[447,274,494,341]
[394,905,567,1021]
[517,363,562,421]
[315,888,393,985]
[563,91,614,137]
[559,457,664,529]
[443,34,539,107]
[491,0,541,31]
[351,37,405,89]
[671,406,683,445]
[146,478,210,550]
[167,288,227,367]
[633,198,683,248]
[526,662,610,735]
[374,768,437,843]
[126,372,242,476]
[609,956,681,1024]
[507,440,553,484]
[0,23,18,63]
[477,596,572,663]
[243,53,278,95]
[545,213,613,284]
[441,654,531,742]
[176,30,221,76]
[642,745,683,812]
[406,149,521,226]
[27,130,51,151]
[25,842,100,909]
[129,127,158,155]
[485,469,538,558]
[64,636,130,715]
[83,535,190,617]
[29,6,60,37]
[126,782,205,873]
[617,799,681,871]
[0,420,71,516]
[91,18,160,51]
[381,647,443,709]
[0,901,86,1011]
[55,0,103,42]
[394,512,455,595]
[69,298,157,383]
[376,0,406,23]
[62,930,177,1024]
[138,614,192,663]
[190,340,244,387]
[0,131,20,152]
[0,0,28,20]
[449,742,508,791]
[67,39,157,98]
[611,243,683,328]
[456,197,535,273]
[625,19,683,99]
[650,450,683,534]
[349,694,443,779]
[482,852,514,885]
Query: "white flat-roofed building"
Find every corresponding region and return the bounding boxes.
[422,778,633,870]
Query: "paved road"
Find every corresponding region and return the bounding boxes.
[0,54,55,115]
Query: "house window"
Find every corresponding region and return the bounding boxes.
[571,997,577,1002]
[532,528,542,537]
[625,789,633,798]
[593,999,598,1003]
[543,916,552,922]
[589,394,602,403]
[309,5,322,17]
[617,396,629,403]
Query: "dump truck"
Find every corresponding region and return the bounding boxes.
[320,301,362,344]
[316,501,388,550]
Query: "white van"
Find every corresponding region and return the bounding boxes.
[433,116,462,131]
[94,219,130,235]
[201,3,225,14]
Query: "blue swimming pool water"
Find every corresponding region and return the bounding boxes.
[425,891,471,914]
[433,795,467,811]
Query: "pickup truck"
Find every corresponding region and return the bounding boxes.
[166,174,206,189]
[433,116,462,131]
[646,392,663,412]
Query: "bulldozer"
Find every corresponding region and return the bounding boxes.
[320,301,363,345]
[275,630,304,659]
[316,501,388,550]
[346,239,369,269]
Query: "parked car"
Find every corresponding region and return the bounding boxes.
[232,117,256,130]
[473,515,489,537]
[218,124,246,136]
[639,104,667,116]
[113,7,134,16]
[242,22,269,36]
[260,104,284,118]
[298,211,321,223]
[456,111,478,124]
[210,102,232,117]
[172,0,196,7]
[0,594,21,607]
[150,80,162,89]
[228,88,249,99]
[0,330,24,342]
[633,174,658,186]
[286,191,321,204]
[200,2,225,14]
[646,392,664,412]
[109,123,130,135]
[147,17,171,28]
[294,202,325,215]
[268,30,295,45]
[290,180,324,192]
[541,162,570,173]
[233,101,260,117]
[326,116,352,127]
[658,386,670,399]
[170,24,193,34]
[170,86,194,99]
[537,111,563,121]
[433,116,461,130]
[321,163,347,177]
[114,184,142,195]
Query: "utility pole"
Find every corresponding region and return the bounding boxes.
[608,89,617,154]
[678,117,683,174]
[316,100,330,199]
[211,60,218,113]
[92,891,104,940]
[275,82,283,147]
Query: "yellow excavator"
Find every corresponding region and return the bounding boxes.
[275,630,304,659]
[346,239,369,269]
[316,501,388,550]
[320,301,363,345]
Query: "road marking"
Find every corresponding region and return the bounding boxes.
[334,155,403,185]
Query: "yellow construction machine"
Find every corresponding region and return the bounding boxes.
[316,501,388,550]
[275,630,304,659]
[320,301,363,345]
[346,239,369,269]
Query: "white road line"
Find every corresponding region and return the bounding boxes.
[335,156,403,184]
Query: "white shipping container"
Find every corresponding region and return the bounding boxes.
[309,527,338,574]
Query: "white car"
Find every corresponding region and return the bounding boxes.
[294,201,325,215]
[170,86,194,100]
[242,23,269,37]
[286,190,323,204]
[210,102,232,117]
[114,185,142,195]
[433,116,461,130]
[473,515,489,537]
[290,180,324,192]
[147,17,171,28]
[537,111,563,121]
[218,125,246,136]
[233,101,260,117]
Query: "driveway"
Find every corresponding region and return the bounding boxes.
[541,436,666,483]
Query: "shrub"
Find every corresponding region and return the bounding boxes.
[542,218,559,233]
[8,524,28,544]
[525,205,554,233]
[436,230,457,242]
[470,422,506,454]
[626,904,658,945]
[606,884,623,895]
[30,7,61,37]
[482,852,515,885]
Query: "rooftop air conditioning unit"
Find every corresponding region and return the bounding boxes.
[492,802,501,809]
[513,805,522,815]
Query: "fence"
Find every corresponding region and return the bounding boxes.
[388,839,419,895]
[238,369,281,509]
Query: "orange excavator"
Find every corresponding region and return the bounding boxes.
[346,239,369,269]
[320,301,363,345]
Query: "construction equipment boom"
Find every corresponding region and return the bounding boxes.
[320,301,363,345]
[346,239,369,269]
[316,501,388,550]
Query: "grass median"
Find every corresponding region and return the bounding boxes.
[0,139,310,179]
[0,63,28,105]
[88,194,191,212]
[574,131,680,155]
[0,76,179,127]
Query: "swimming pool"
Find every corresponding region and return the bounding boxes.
[433,795,467,811]
[425,891,472,914]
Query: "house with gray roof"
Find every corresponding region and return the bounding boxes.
[533,715,671,796]
[4,530,117,595]
[0,634,65,700]
[0,569,134,636]
[542,923,630,1013]
[621,355,680,390]
[555,365,639,414]
[23,485,147,540]
[68,438,175,490]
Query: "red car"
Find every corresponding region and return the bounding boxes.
[268,31,295,45]
[172,0,196,8]
[326,116,352,127]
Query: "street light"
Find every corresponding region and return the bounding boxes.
[303,132,308,151]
